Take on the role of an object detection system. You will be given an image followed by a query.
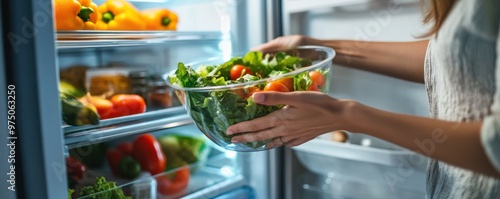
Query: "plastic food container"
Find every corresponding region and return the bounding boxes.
[74,148,238,199]
[165,46,336,152]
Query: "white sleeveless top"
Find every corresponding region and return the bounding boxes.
[424,0,500,198]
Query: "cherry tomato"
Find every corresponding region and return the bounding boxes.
[245,86,261,98]
[264,82,290,92]
[273,77,294,91]
[230,65,254,80]
[230,86,261,99]
[308,83,321,92]
[309,71,326,88]
[132,134,166,175]
[111,94,146,117]
[229,89,246,98]
[66,157,87,180]
[157,167,190,196]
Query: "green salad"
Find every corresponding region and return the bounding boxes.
[169,51,329,150]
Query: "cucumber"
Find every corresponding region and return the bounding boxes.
[60,92,99,126]
[59,81,86,98]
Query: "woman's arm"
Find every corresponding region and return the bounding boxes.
[310,39,429,83]
[226,92,500,178]
[351,101,499,178]
[253,36,429,83]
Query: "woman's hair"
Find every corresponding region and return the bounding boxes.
[422,0,456,36]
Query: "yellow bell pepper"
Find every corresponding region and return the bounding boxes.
[142,8,178,30]
[54,0,99,30]
[96,0,146,30]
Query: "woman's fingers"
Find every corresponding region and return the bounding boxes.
[230,123,286,143]
[251,41,284,52]
[251,35,304,52]
[265,137,285,149]
[226,105,292,135]
[285,135,316,147]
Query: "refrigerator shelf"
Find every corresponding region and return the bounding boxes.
[64,107,194,149]
[74,150,243,199]
[56,31,224,49]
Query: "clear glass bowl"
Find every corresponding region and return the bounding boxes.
[165,46,336,152]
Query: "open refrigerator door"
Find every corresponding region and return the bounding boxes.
[0,0,281,199]
[281,0,431,198]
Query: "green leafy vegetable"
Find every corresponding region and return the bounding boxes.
[158,134,209,170]
[169,51,325,150]
[79,177,130,199]
[68,189,74,199]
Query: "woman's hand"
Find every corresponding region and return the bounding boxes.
[251,35,313,52]
[226,91,356,149]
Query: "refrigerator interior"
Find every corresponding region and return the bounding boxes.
[282,1,431,198]
[1,0,276,198]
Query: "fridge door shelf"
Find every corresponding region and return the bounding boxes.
[57,31,223,49]
[64,108,194,149]
[293,134,428,195]
[74,149,242,199]
[297,171,425,199]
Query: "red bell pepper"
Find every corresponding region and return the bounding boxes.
[132,134,167,175]
[66,156,88,180]
[157,167,190,196]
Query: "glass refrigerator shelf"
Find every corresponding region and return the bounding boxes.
[56,31,223,49]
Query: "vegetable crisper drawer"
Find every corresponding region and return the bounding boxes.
[293,134,428,199]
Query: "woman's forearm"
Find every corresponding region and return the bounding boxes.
[305,38,429,83]
[347,102,499,177]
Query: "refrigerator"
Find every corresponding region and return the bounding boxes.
[1,0,430,199]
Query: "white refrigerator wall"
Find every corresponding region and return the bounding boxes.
[290,1,430,117]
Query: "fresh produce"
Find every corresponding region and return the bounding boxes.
[106,150,141,179]
[132,134,166,175]
[168,51,328,149]
[157,134,208,170]
[69,143,108,169]
[96,0,146,30]
[60,92,100,126]
[80,95,116,120]
[79,94,146,120]
[116,142,133,155]
[66,157,88,180]
[106,148,125,177]
[118,155,141,179]
[230,64,254,80]
[111,94,147,117]
[273,77,294,91]
[68,188,74,199]
[79,176,131,199]
[60,81,86,98]
[54,0,99,30]
[309,71,326,88]
[263,81,290,92]
[142,8,178,30]
[156,167,190,196]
